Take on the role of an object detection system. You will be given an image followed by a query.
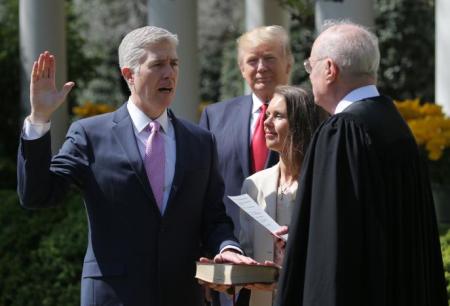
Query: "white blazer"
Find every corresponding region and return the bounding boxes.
[239,163,280,306]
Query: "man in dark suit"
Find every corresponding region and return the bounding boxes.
[199,25,293,306]
[199,25,293,237]
[274,21,447,306]
[17,26,255,306]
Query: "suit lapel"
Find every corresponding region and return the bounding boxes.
[236,95,253,178]
[111,104,159,212]
[165,110,187,211]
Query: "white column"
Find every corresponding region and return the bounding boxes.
[20,0,68,153]
[148,0,198,122]
[436,0,450,115]
[244,0,290,94]
[315,0,374,30]
[246,0,264,30]
[245,0,290,33]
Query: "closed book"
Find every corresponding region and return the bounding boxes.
[195,262,279,285]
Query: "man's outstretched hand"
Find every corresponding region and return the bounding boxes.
[29,51,75,123]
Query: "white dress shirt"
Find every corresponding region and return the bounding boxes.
[127,100,176,214]
[334,85,380,114]
[22,118,51,140]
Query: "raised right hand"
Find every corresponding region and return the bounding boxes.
[29,51,75,123]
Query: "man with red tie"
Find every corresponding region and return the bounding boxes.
[199,25,293,306]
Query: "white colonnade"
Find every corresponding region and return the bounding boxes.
[19,0,69,152]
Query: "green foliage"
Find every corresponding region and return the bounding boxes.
[375,0,435,101]
[277,0,315,21]
[0,0,20,162]
[198,0,244,103]
[285,2,315,88]
[429,148,450,186]
[280,0,435,101]
[440,227,450,303]
[219,38,244,101]
[0,157,16,189]
[0,190,87,306]
[66,0,100,111]
[200,44,225,103]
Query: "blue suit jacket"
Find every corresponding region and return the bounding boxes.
[199,95,278,237]
[17,104,239,306]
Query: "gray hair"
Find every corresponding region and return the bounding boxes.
[118,26,178,73]
[316,20,380,80]
[237,25,294,67]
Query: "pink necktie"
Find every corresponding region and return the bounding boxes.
[144,121,165,212]
[250,103,268,173]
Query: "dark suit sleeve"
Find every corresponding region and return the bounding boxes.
[201,133,240,255]
[17,122,89,209]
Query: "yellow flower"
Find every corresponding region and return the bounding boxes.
[395,98,422,120]
[395,99,450,162]
[72,101,115,118]
[421,103,442,117]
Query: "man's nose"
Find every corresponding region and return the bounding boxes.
[162,63,176,78]
[256,58,268,71]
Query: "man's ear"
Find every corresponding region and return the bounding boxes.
[325,59,338,83]
[121,67,134,85]
[238,61,246,78]
[286,61,292,76]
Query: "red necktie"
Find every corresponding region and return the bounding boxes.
[250,103,268,173]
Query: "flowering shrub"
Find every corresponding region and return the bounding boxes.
[395,99,450,160]
[395,99,450,185]
[72,101,115,118]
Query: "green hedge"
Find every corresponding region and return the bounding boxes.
[1,188,450,304]
[440,226,450,304]
[0,189,86,306]
[0,0,20,165]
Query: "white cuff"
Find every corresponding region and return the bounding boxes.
[23,116,51,140]
[219,245,243,255]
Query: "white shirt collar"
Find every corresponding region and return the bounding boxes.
[251,93,265,113]
[126,98,169,133]
[334,85,380,114]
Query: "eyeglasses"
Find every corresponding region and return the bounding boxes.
[303,57,327,74]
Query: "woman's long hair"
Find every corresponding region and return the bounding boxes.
[275,85,328,176]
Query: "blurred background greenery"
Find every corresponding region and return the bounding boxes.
[0,0,446,305]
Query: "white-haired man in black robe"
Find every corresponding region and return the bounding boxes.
[274,20,447,306]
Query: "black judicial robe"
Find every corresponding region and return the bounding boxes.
[275,96,447,306]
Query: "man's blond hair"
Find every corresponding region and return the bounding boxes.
[237,25,294,66]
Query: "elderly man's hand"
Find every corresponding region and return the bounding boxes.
[243,260,280,292]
